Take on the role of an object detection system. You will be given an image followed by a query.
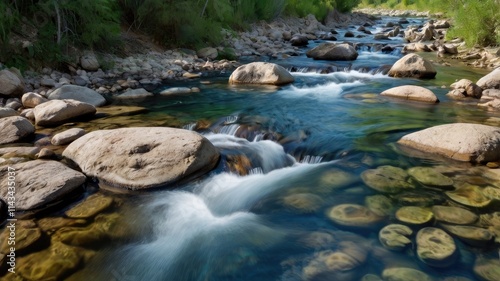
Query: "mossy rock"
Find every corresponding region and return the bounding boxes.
[37,217,87,235]
[65,193,114,219]
[407,167,454,188]
[365,195,394,216]
[361,165,414,193]
[482,186,500,201]
[394,191,445,207]
[441,224,493,247]
[379,224,413,251]
[327,204,384,228]
[432,206,478,225]
[474,257,500,281]
[300,231,336,249]
[446,183,491,208]
[382,267,433,281]
[396,206,433,225]
[319,168,358,191]
[282,193,323,213]
[416,227,457,268]
[0,220,42,255]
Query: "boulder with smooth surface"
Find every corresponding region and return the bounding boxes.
[0,69,24,97]
[115,88,153,99]
[477,67,500,90]
[22,92,48,108]
[51,128,86,145]
[0,107,19,118]
[417,227,457,267]
[62,127,220,190]
[48,85,106,107]
[306,43,358,61]
[398,123,500,162]
[34,99,96,126]
[381,85,439,103]
[388,54,436,79]
[0,116,35,145]
[229,62,294,85]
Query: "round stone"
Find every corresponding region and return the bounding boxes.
[382,267,433,281]
[65,193,114,219]
[319,168,357,191]
[446,183,491,208]
[441,224,493,247]
[282,193,323,213]
[417,227,457,267]
[361,165,413,194]
[482,186,500,201]
[365,195,394,216]
[432,206,478,225]
[396,206,434,225]
[407,167,454,188]
[395,191,445,207]
[474,257,500,281]
[327,204,384,228]
[379,224,413,251]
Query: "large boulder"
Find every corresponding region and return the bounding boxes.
[0,160,86,211]
[62,127,220,190]
[48,85,106,107]
[381,85,439,103]
[388,54,437,79]
[306,43,358,61]
[0,69,24,97]
[34,99,96,127]
[290,35,309,46]
[398,123,500,162]
[229,62,294,86]
[0,116,35,145]
[477,67,500,90]
[80,52,100,71]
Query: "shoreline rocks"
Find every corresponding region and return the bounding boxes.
[388,54,437,79]
[33,99,96,127]
[0,116,35,145]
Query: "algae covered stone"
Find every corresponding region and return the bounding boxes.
[416,227,457,267]
[396,206,433,225]
[361,165,413,193]
[282,193,323,213]
[382,267,433,281]
[65,193,114,219]
[441,224,493,247]
[474,257,500,281]
[327,204,384,228]
[365,195,394,216]
[408,167,453,188]
[446,183,491,208]
[379,224,413,251]
[432,205,478,225]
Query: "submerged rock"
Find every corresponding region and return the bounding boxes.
[416,227,457,267]
[441,224,493,247]
[474,257,500,281]
[361,165,413,193]
[432,205,478,225]
[379,224,413,251]
[115,88,153,99]
[381,85,439,103]
[0,220,42,254]
[398,123,500,163]
[327,204,383,228]
[395,206,433,225]
[65,193,113,219]
[228,62,294,85]
[407,166,453,187]
[306,43,358,61]
[446,183,491,208]
[382,267,433,281]
[388,54,436,79]
[365,195,394,216]
[282,193,323,213]
[63,127,220,190]
[0,116,35,145]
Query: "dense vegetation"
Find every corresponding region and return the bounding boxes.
[359,0,500,47]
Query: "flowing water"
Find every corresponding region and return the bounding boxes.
[10,16,500,281]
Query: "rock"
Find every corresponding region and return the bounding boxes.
[474,257,500,281]
[290,35,309,46]
[388,54,437,79]
[407,167,453,187]
[446,89,467,99]
[362,274,383,281]
[197,47,218,60]
[446,183,491,208]
[62,127,220,190]
[483,89,500,98]
[396,206,434,225]
[477,67,500,89]
[34,99,96,127]
[0,160,86,211]
[382,267,433,281]
[432,206,478,225]
[182,72,201,79]
[443,44,458,54]
[0,107,19,118]
[40,78,56,87]
[37,148,56,159]
[159,87,192,95]
[65,193,113,219]
[379,224,413,251]
[361,165,413,193]
[51,128,86,145]
[398,123,500,162]
[37,217,86,235]
[0,69,24,97]
[22,92,48,108]
[6,99,22,110]
[374,33,390,40]
[282,193,323,213]
[365,195,394,216]
[0,146,40,157]
[417,227,457,267]
[0,116,35,145]
[73,76,87,86]
[48,85,106,107]
[395,191,445,207]
[441,224,493,247]
[229,62,294,86]
[80,52,100,71]
[327,204,383,228]
[450,79,482,98]
[483,186,500,201]
[344,31,355,37]
[0,220,42,254]
[115,88,153,99]
[318,168,357,191]
[381,85,439,103]
[306,43,358,61]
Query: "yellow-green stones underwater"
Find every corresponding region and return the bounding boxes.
[395,206,434,225]
[318,168,357,192]
[0,220,42,254]
[407,166,454,188]
[482,186,500,201]
[446,183,491,208]
[282,193,323,213]
[327,204,384,228]
[382,267,433,281]
[365,195,394,216]
[37,217,87,235]
[474,257,500,281]
[394,191,445,207]
[416,227,457,267]
[65,193,114,219]
[379,224,413,251]
[440,224,493,247]
[361,165,414,193]
[432,205,478,225]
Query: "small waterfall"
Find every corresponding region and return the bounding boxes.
[300,155,323,164]
[182,123,196,131]
[218,124,240,135]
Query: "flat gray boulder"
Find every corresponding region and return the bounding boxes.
[477,67,500,90]
[381,85,439,103]
[62,127,220,190]
[0,69,24,97]
[51,128,86,145]
[0,116,35,145]
[48,85,106,107]
[115,88,153,99]
[0,107,19,118]
[306,43,358,61]
[34,99,96,127]
[0,160,86,211]
[388,54,436,79]
[398,123,500,162]
[229,62,294,85]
